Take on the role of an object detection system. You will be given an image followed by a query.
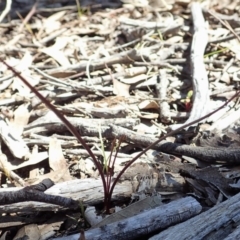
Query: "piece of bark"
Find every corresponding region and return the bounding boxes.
[0,116,30,159]
[156,69,171,123]
[55,196,201,240]
[149,192,240,240]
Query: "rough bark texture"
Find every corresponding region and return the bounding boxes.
[56,197,202,240]
[149,192,240,240]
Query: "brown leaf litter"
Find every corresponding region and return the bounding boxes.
[0,0,240,239]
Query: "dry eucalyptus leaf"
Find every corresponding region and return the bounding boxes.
[38,219,63,238]
[16,52,33,72]
[10,103,31,136]
[13,224,41,240]
[10,150,48,171]
[220,72,230,84]
[221,40,240,60]
[49,137,67,172]
[0,154,11,180]
[233,71,240,81]
[43,11,66,34]
[137,112,159,119]
[138,100,159,110]
[121,74,148,84]
[11,53,37,96]
[0,117,30,159]
[113,79,130,97]
[41,36,70,66]
[165,36,182,44]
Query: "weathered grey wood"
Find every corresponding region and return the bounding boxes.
[55,196,201,240]
[156,69,171,123]
[224,225,240,240]
[0,116,29,159]
[170,2,209,130]
[92,195,163,228]
[23,113,240,165]
[45,49,139,74]
[149,192,240,240]
[0,158,185,213]
[0,178,132,213]
[24,112,140,132]
[208,107,240,132]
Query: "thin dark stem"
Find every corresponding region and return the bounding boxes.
[104,137,123,213]
[106,139,115,190]
[0,59,109,201]
[110,138,121,182]
[107,138,116,173]
[108,90,240,202]
[111,138,122,173]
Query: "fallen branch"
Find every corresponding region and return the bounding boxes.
[56,196,201,240]
[0,178,132,213]
[27,120,240,164]
[0,179,78,210]
[149,192,240,240]
[171,2,209,130]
